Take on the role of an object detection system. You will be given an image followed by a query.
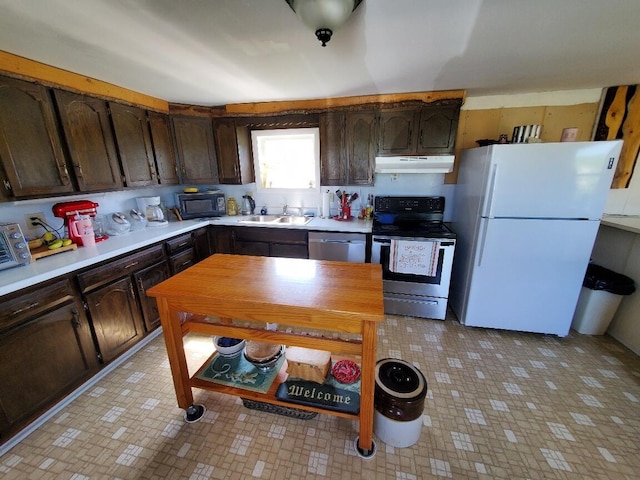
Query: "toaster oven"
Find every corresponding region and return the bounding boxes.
[0,223,31,271]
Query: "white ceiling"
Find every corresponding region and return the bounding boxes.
[1,0,639,106]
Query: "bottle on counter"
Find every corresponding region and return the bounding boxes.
[227,197,238,216]
[365,194,373,220]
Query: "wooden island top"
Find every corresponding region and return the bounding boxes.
[148,254,384,457]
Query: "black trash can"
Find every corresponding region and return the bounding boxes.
[571,263,636,335]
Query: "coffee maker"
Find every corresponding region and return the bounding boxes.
[52,200,106,245]
[135,196,168,227]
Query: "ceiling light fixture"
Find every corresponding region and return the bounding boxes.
[286,0,363,47]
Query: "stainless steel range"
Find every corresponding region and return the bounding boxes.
[370,196,456,320]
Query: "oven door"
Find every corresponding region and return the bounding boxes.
[371,235,455,297]
[372,235,455,319]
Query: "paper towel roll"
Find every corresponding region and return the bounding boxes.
[322,190,331,218]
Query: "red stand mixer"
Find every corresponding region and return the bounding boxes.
[52,200,107,246]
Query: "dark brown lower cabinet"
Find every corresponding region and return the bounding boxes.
[84,276,146,363]
[234,238,270,256]
[169,248,197,274]
[232,227,308,258]
[0,297,98,441]
[193,226,212,259]
[133,261,170,332]
[210,226,233,254]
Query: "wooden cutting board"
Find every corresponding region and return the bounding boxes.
[30,243,78,262]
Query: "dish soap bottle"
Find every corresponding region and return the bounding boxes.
[226,197,238,216]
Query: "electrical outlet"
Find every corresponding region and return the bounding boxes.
[390,173,398,181]
[25,212,46,230]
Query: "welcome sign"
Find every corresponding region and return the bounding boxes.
[276,380,360,415]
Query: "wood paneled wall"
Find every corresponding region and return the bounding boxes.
[446,102,600,183]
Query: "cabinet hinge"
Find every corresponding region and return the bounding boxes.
[3,179,12,191]
[71,309,81,328]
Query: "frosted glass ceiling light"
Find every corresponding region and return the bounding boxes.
[286,0,362,47]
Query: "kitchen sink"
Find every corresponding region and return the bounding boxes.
[238,215,281,223]
[274,216,313,225]
[238,215,313,225]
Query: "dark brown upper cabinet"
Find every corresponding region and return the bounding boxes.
[378,108,420,155]
[320,111,346,185]
[417,105,459,154]
[0,75,74,198]
[212,119,254,184]
[346,111,377,185]
[320,110,376,186]
[109,102,157,187]
[54,90,123,192]
[148,111,179,185]
[171,115,219,185]
[378,104,460,156]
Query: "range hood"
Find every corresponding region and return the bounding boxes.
[374,155,455,174]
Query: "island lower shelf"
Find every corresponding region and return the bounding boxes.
[189,351,361,420]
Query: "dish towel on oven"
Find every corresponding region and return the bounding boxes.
[389,239,439,276]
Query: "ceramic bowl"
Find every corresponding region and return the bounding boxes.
[213,337,245,358]
[244,344,285,371]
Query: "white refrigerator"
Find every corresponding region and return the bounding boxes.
[450,141,623,336]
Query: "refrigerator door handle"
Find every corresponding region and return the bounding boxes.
[484,164,498,218]
[477,220,489,267]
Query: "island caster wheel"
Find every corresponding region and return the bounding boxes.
[354,436,376,459]
[183,404,206,423]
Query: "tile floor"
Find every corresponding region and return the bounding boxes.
[1,312,639,479]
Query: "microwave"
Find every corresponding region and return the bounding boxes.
[0,223,31,271]
[175,191,226,219]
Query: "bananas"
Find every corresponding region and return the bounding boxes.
[47,238,72,249]
[47,239,63,250]
[34,231,73,250]
[28,238,44,249]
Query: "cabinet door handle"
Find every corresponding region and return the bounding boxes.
[12,301,39,316]
[137,278,146,294]
[74,163,84,178]
[124,261,139,269]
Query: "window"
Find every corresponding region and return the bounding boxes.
[251,128,320,191]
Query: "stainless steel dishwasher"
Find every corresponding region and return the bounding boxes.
[308,232,367,262]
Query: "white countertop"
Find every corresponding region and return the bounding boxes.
[210,214,372,233]
[601,215,640,235]
[1,215,372,297]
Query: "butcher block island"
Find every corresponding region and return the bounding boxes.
[147,254,384,457]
